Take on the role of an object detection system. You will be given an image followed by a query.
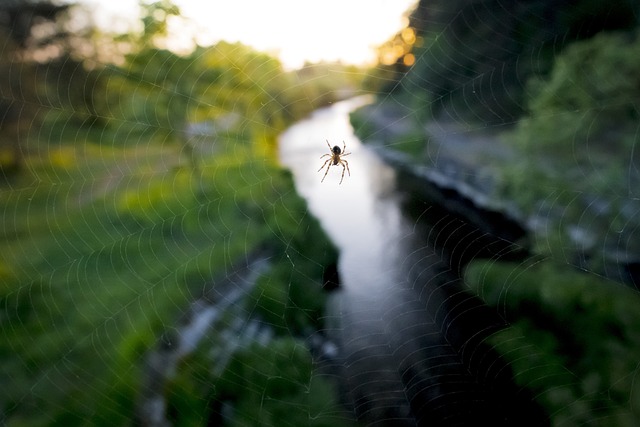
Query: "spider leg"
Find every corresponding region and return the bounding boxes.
[325,140,332,150]
[320,153,331,159]
[339,159,350,184]
[320,162,332,183]
[342,140,347,153]
[341,151,352,157]
[317,158,330,173]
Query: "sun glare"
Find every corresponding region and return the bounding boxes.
[78,0,418,69]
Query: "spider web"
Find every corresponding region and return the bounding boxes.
[1,1,640,426]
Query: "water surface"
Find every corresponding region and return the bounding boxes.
[279,99,542,426]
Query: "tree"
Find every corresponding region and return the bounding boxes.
[0,0,72,180]
[500,31,640,266]
[387,0,639,124]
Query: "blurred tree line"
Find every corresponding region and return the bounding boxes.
[383,0,639,124]
[0,0,363,180]
[0,0,70,178]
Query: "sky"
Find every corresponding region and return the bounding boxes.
[78,0,418,69]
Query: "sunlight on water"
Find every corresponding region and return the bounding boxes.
[279,97,549,426]
[280,100,449,423]
[279,97,411,293]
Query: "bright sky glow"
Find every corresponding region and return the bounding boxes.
[78,0,418,69]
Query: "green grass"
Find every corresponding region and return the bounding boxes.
[0,135,339,425]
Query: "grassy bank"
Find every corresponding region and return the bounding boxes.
[1,131,346,424]
[0,17,363,422]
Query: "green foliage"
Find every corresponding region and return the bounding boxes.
[0,1,366,424]
[115,166,195,226]
[156,165,339,425]
[528,33,640,115]
[498,31,640,260]
[67,40,353,157]
[0,137,340,425]
[1,41,347,427]
[1,171,215,425]
[140,0,181,43]
[466,259,640,426]
[210,338,348,427]
[251,206,335,334]
[380,0,638,123]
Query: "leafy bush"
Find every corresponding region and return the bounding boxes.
[466,259,640,426]
[498,30,640,261]
[384,0,639,123]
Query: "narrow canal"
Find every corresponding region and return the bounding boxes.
[278,98,546,426]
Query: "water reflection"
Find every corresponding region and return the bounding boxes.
[280,97,419,423]
[279,98,543,426]
[279,97,406,292]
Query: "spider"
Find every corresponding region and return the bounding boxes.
[318,140,351,184]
